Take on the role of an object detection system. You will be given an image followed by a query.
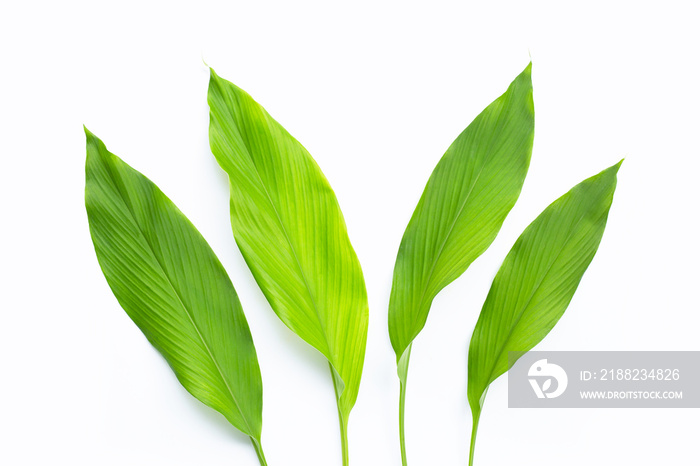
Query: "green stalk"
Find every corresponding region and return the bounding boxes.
[250,437,268,466]
[330,363,350,466]
[468,411,480,466]
[398,344,412,466]
[337,409,349,466]
[399,378,408,466]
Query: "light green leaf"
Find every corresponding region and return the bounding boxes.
[387,64,534,464]
[207,68,368,461]
[84,129,267,462]
[467,161,622,465]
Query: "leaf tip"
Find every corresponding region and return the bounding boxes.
[83,126,100,154]
[608,158,624,175]
[513,61,533,93]
[208,66,222,83]
[207,67,229,96]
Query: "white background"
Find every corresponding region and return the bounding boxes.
[1,1,699,465]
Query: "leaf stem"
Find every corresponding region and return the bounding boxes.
[398,344,412,466]
[250,437,268,466]
[468,412,480,466]
[399,378,408,466]
[330,363,350,466]
[337,408,349,466]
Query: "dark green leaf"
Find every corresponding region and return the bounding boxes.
[386,64,534,465]
[467,161,622,463]
[389,64,535,379]
[85,129,265,456]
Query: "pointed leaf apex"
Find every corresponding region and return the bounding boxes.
[209,66,223,82]
[512,62,533,93]
[604,159,624,177]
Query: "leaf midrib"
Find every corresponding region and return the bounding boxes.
[99,153,255,436]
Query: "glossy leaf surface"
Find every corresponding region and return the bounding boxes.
[85,129,264,446]
[388,63,535,380]
[467,161,622,448]
[207,69,369,427]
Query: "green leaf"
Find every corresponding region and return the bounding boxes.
[466,161,622,465]
[207,68,368,462]
[386,63,534,465]
[389,63,534,372]
[84,129,267,462]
